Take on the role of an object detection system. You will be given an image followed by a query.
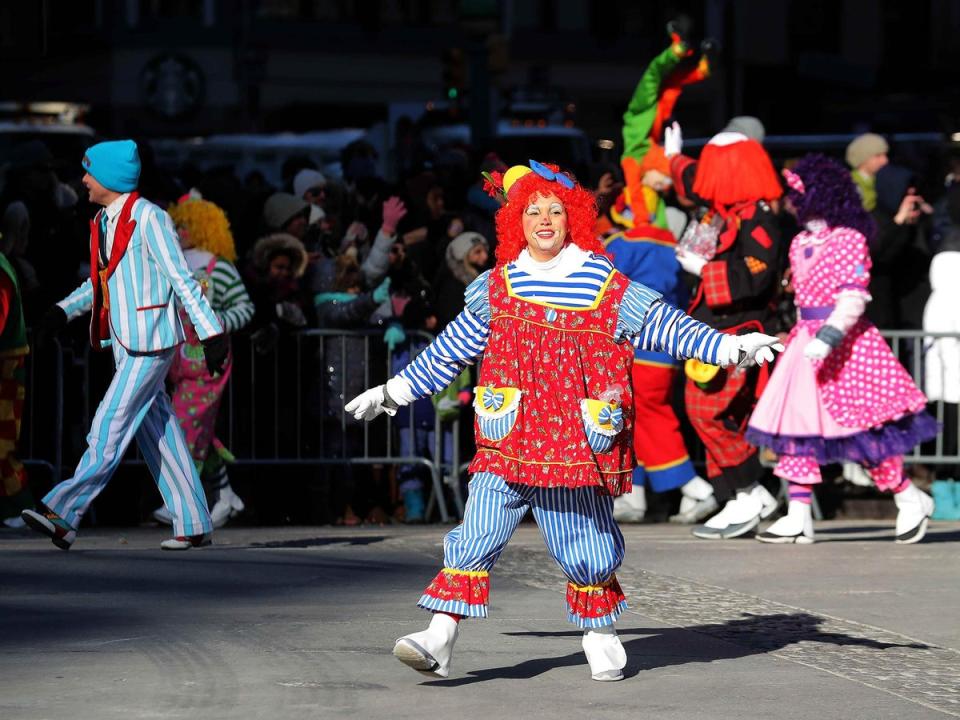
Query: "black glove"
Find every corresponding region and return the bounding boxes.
[35,305,68,349]
[202,334,230,376]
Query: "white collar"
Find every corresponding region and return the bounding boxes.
[797,218,832,246]
[513,243,591,278]
[103,193,131,222]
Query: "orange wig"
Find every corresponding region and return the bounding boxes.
[490,163,606,267]
[693,136,782,208]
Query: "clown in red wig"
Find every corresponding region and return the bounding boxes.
[664,123,786,540]
[346,160,782,682]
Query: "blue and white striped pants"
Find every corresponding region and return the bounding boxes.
[43,339,212,536]
[418,472,626,626]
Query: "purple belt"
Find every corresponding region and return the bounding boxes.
[799,305,835,320]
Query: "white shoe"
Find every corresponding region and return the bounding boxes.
[757,501,815,544]
[669,476,718,523]
[582,626,627,681]
[152,505,173,525]
[843,462,874,487]
[160,533,212,551]
[752,483,780,520]
[692,489,762,540]
[613,486,646,523]
[2,515,26,529]
[893,484,934,544]
[393,613,459,678]
[210,485,245,529]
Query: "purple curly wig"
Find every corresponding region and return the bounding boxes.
[788,154,876,242]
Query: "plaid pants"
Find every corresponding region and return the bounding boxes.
[684,366,760,494]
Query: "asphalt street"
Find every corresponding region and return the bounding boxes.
[1,521,959,720]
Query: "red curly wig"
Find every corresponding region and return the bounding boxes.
[490,163,606,267]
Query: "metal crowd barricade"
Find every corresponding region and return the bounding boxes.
[216,328,465,522]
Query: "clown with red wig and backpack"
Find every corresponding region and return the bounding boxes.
[346,159,783,681]
[664,118,787,540]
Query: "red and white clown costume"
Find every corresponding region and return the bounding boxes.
[346,161,783,681]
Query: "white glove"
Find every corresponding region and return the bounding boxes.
[344,377,415,421]
[676,249,707,277]
[731,333,785,367]
[664,121,683,158]
[803,338,832,361]
[344,385,391,421]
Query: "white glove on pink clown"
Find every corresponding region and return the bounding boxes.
[803,338,832,361]
[717,333,785,368]
[345,377,416,421]
[676,249,707,277]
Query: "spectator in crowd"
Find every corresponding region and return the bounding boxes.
[294,168,328,213]
[847,133,889,213]
[463,153,506,257]
[152,196,254,529]
[432,231,488,331]
[1,202,41,325]
[263,192,310,242]
[247,232,310,350]
[867,164,933,330]
[402,172,464,281]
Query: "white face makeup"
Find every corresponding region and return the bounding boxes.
[521,192,568,261]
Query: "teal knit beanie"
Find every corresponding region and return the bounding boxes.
[81,140,141,192]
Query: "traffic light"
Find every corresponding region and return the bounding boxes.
[442,48,466,100]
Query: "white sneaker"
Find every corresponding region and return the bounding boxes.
[582,625,627,681]
[152,505,173,525]
[2,515,26,529]
[160,533,212,551]
[613,486,646,523]
[393,613,459,678]
[669,476,719,523]
[692,489,762,540]
[210,485,245,529]
[757,501,815,544]
[752,483,780,520]
[893,484,935,544]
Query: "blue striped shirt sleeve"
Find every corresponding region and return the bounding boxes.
[629,299,727,365]
[398,307,490,397]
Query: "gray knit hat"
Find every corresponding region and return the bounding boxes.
[846,133,889,169]
[722,116,766,143]
[263,192,309,230]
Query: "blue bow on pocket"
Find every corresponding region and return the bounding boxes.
[598,405,623,429]
[483,387,505,412]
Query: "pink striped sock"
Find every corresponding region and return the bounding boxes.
[788,483,813,505]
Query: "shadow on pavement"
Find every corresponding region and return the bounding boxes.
[425,612,929,686]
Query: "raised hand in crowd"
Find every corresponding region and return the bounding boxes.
[381,196,407,236]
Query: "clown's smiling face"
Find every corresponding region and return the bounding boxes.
[522,192,568,261]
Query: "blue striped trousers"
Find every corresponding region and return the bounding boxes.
[43,339,212,536]
[418,472,627,627]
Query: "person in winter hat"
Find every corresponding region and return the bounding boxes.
[23,140,227,551]
[263,192,310,240]
[346,159,782,682]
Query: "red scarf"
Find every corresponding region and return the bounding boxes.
[89,192,139,349]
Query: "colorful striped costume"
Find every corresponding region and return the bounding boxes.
[45,193,223,537]
[393,245,729,627]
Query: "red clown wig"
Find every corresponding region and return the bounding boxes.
[484,162,606,267]
[692,133,782,208]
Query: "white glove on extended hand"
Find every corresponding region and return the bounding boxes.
[664,121,683,158]
[344,377,415,421]
[676,249,707,277]
[719,333,785,368]
[803,338,832,361]
[345,385,390,421]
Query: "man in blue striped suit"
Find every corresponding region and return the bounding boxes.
[22,140,228,551]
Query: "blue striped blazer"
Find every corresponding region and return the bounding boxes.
[58,196,223,353]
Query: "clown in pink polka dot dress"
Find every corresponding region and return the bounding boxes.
[747,154,938,544]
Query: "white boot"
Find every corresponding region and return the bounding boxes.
[210,484,245,529]
[751,482,780,520]
[893,484,935,544]
[692,486,762,540]
[669,476,718,524]
[393,613,459,678]
[582,625,627,681]
[757,500,814,544]
[613,485,646,523]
